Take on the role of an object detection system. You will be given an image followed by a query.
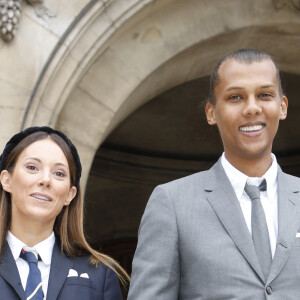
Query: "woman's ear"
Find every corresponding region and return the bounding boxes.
[64,186,77,206]
[0,170,12,193]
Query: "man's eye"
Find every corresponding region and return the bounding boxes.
[229,95,242,100]
[260,93,273,98]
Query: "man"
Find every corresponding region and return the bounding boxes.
[128,48,300,299]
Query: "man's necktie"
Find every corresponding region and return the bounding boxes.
[20,249,44,300]
[244,179,272,281]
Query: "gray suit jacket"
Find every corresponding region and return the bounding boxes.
[128,159,300,299]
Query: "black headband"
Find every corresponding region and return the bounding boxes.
[0,126,82,189]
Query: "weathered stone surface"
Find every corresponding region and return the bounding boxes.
[0,0,299,184]
[0,0,300,259]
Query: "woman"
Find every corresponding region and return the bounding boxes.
[0,126,129,300]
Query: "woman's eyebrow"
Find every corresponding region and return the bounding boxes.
[24,157,68,168]
[24,157,41,163]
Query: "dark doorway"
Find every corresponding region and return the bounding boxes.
[84,72,300,292]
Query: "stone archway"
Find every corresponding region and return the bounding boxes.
[22,0,300,190]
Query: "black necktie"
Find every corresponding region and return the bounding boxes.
[244,179,272,281]
[20,249,44,300]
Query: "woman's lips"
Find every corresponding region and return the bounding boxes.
[30,193,52,201]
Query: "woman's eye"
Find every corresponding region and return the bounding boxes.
[54,171,66,178]
[26,165,38,171]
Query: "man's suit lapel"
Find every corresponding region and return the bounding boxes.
[46,239,73,300]
[267,167,300,283]
[0,242,26,299]
[205,159,265,283]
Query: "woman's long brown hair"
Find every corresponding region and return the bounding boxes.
[0,132,129,285]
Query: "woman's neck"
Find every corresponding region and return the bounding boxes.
[10,220,54,247]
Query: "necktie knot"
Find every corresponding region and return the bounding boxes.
[20,249,38,265]
[245,179,267,201]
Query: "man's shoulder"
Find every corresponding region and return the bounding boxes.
[157,168,212,193]
[170,169,210,183]
[280,170,300,184]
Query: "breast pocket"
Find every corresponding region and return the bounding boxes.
[64,277,94,288]
[57,277,98,300]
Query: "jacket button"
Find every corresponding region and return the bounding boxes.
[266,286,272,295]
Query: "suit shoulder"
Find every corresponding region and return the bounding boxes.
[159,169,209,189]
[150,170,210,201]
[281,171,300,184]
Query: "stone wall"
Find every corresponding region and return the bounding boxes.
[0,0,299,189]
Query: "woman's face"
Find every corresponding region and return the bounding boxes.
[0,138,77,228]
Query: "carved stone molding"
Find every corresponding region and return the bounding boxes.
[273,0,300,12]
[0,0,22,41]
[0,0,43,42]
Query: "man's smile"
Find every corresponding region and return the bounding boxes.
[239,124,266,132]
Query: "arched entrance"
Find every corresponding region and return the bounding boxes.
[21,0,300,274]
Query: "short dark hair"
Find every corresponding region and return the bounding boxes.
[208,48,283,104]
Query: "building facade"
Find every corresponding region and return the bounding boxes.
[1,0,300,273]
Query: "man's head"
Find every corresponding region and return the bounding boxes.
[205,48,288,167]
[208,48,283,104]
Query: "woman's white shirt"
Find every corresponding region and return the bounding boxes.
[6,231,55,297]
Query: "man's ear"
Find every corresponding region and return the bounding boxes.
[279,95,288,120]
[205,102,217,125]
[64,186,77,206]
[0,170,12,193]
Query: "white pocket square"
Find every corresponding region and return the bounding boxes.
[67,269,78,277]
[296,233,300,238]
[80,273,89,278]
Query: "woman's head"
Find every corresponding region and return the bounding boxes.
[0,127,81,188]
[1,137,77,227]
[0,126,130,284]
[0,127,82,246]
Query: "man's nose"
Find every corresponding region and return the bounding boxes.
[242,96,262,116]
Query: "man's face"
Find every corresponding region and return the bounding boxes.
[205,58,288,165]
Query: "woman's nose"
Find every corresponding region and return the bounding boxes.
[38,172,51,187]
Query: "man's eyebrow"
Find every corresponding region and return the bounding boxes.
[260,84,275,89]
[225,86,244,92]
[225,84,276,92]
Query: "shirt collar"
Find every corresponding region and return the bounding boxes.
[6,231,25,261]
[6,231,55,266]
[221,152,278,201]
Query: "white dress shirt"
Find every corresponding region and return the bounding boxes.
[221,152,278,258]
[6,231,55,297]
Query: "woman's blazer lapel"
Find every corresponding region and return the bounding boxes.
[46,239,73,300]
[0,242,26,299]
